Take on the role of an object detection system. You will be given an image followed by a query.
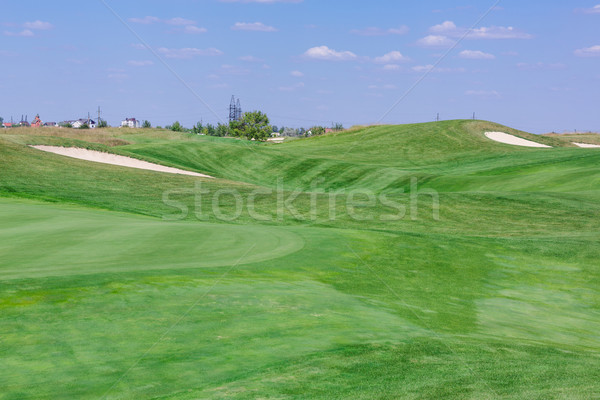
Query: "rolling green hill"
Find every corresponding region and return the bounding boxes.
[1,121,599,399]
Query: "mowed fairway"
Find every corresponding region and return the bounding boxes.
[1,121,600,399]
[0,200,304,279]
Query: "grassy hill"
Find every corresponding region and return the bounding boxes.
[1,121,599,399]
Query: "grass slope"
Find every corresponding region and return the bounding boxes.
[1,121,599,399]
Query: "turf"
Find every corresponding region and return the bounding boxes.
[1,121,599,399]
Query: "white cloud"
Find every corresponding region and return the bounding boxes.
[157,47,224,59]
[574,45,600,57]
[412,65,466,73]
[184,26,207,34]
[4,29,34,37]
[23,20,53,30]
[580,5,600,14]
[516,62,566,70]
[465,90,500,98]
[239,55,263,62]
[430,21,457,34]
[220,64,251,75]
[232,22,277,32]
[108,73,129,81]
[368,84,397,90]
[291,70,304,77]
[166,17,196,26]
[382,64,401,71]
[416,35,455,47]
[129,16,160,24]
[469,26,533,39]
[459,50,495,59]
[279,82,305,91]
[374,51,409,63]
[429,20,532,39]
[303,46,357,61]
[128,60,154,67]
[351,25,409,36]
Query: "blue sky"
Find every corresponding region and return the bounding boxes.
[1,0,599,133]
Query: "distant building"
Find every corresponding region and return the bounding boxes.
[2,123,13,128]
[31,114,43,128]
[121,118,141,128]
[43,122,58,127]
[72,119,96,129]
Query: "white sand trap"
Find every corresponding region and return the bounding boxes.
[32,146,213,178]
[573,142,600,148]
[485,132,551,148]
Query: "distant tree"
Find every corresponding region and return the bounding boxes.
[282,127,297,137]
[142,120,151,129]
[98,119,108,128]
[156,126,162,130]
[60,122,73,128]
[272,125,278,133]
[309,126,326,136]
[333,123,344,131]
[279,126,285,134]
[230,111,272,141]
[170,121,184,132]
[205,123,216,136]
[216,123,229,137]
[191,121,203,134]
[298,127,306,136]
[79,123,90,130]
[0,117,4,126]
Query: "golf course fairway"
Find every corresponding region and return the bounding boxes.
[1,120,599,399]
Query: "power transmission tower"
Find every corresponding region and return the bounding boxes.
[436,113,440,122]
[229,95,237,123]
[236,98,242,121]
[98,106,102,125]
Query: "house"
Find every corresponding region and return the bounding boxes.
[121,118,141,128]
[2,123,13,128]
[43,122,58,127]
[31,114,43,128]
[72,119,96,129]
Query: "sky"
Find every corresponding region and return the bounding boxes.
[1,0,599,133]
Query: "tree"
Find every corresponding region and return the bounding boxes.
[309,126,326,136]
[98,119,108,128]
[229,111,272,141]
[204,123,216,136]
[0,117,4,126]
[79,123,90,130]
[170,121,184,132]
[282,127,297,137]
[142,120,151,129]
[191,121,204,134]
[216,123,229,137]
[272,125,278,133]
[333,123,344,131]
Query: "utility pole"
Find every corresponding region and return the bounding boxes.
[97,106,101,125]
[436,113,440,122]
[473,112,476,120]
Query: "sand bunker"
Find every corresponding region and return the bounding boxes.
[573,142,600,148]
[31,146,213,178]
[485,132,551,148]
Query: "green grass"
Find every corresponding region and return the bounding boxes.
[1,121,599,399]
